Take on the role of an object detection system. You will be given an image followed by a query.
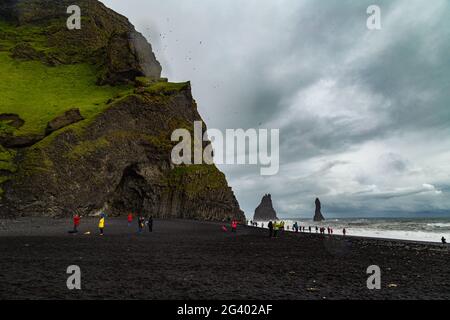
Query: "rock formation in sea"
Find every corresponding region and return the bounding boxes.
[313,198,325,222]
[0,0,244,222]
[253,194,278,221]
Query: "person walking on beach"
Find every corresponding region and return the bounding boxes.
[138,216,144,233]
[98,215,105,236]
[273,221,280,238]
[231,220,238,233]
[343,228,347,236]
[127,213,133,227]
[442,236,447,244]
[147,216,153,233]
[268,221,273,238]
[73,213,80,233]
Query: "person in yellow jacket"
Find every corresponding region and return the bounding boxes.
[273,221,279,238]
[99,216,105,236]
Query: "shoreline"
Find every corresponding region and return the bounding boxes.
[247,224,449,247]
[1,217,448,246]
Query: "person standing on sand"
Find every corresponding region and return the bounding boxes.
[73,213,80,233]
[138,216,144,233]
[231,220,238,233]
[99,216,105,236]
[442,237,447,244]
[273,221,279,238]
[343,228,347,236]
[268,221,273,237]
[148,216,153,233]
[127,213,133,227]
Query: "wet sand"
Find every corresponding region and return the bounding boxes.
[0,218,449,300]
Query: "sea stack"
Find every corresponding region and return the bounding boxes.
[313,198,325,222]
[253,194,278,221]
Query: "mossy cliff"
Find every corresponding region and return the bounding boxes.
[0,0,244,221]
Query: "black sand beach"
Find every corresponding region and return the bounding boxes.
[0,218,449,300]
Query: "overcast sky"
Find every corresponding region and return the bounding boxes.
[104,0,450,219]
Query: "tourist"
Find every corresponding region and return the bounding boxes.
[231,220,238,233]
[442,237,447,245]
[99,215,105,236]
[127,213,133,227]
[148,216,153,232]
[308,226,311,233]
[273,221,279,238]
[138,216,145,233]
[268,221,273,237]
[73,213,80,233]
[343,228,347,236]
[315,226,318,233]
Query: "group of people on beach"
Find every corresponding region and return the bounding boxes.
[266,220,285,238]
[249,220,347,238]
[70,212,153,236]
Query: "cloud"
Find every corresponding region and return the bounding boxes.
[354,183,442,199]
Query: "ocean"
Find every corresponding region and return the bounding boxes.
[250,217,450,243]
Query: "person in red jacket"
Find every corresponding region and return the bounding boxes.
[231,220,238,233]
[73,214,80,233]
[127,213,133,227]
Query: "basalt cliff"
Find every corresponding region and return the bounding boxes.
[0,0,244,221]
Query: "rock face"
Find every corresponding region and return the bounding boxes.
[0,0,244,222]
[313,198,325,222]
[253,194,278,221]
[45,108,84,135]
[1,0,162,83]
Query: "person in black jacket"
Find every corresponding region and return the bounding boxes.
[148,216,153,233]
[268,221,273,238]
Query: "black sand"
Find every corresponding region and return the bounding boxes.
[0,218,449,300]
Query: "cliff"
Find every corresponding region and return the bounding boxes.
[253,194,278,221]
[0,0,244,221]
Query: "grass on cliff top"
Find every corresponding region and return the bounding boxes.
[0,52,132,136]
[145,81,190,96]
